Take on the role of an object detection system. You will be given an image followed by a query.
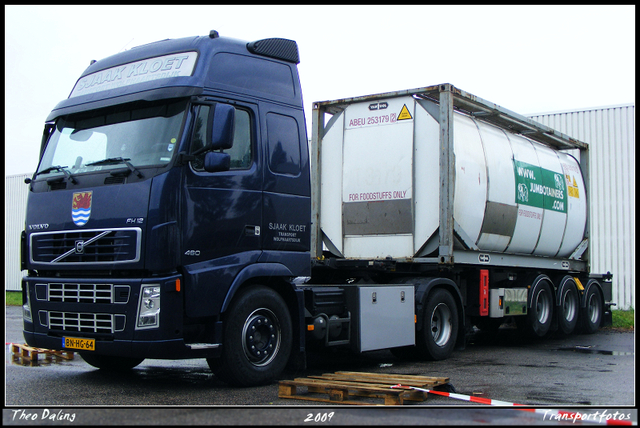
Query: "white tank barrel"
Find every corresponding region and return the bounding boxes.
[319,94,587,260]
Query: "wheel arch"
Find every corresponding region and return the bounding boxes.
[221,263,294,313]
[552,274,578,307]
[527,274,554,307]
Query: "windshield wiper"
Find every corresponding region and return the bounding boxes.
[86,157,143,178]
[33,165,77,184]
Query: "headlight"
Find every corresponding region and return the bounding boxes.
[136,285,160,329]
[22,281,33,323]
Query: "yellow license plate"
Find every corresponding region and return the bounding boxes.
[63,337,95,351]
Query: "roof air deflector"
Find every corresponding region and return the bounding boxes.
[246,38,300,64]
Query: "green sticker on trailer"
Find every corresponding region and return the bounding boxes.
[513,160,567,213]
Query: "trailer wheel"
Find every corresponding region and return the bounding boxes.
[209,286,292,386]
[417,288,459,360]
[557,279,580,334]
[80,353,144,371]
[520,279,553,337]
[579,285,603,334]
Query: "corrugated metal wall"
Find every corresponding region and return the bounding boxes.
[529,104,635,310]
[5,174,30,292]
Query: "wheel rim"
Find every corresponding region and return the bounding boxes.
[562,288,578,322]
[535,288,551,324]
[430,303,452,347]
[242,308,281,367]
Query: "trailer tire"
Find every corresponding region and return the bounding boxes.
[210,286,292,387]
[557,279,580,335]
[417,288,459,361]
[579,285,603,334]
[80,353,144,371]
[519,279,553,337]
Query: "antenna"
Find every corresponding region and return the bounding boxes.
[119,38,134,52]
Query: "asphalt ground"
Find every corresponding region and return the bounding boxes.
[4,305,636,425]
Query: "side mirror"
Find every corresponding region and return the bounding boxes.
[210,104,235,150]
[204,152,230,173]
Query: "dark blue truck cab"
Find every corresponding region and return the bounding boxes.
[22,31,311,385]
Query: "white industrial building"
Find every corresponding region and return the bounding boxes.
[5,104,635,310]
[5,173,30,294]
[528,103,635,310]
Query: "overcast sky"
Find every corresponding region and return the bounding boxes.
[4,4,635,177]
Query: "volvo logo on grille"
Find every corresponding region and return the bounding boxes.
[50,230,112,263]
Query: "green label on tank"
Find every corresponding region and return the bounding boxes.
[514,160,567,213]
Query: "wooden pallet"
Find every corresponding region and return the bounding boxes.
[10,343,75,362]
[279,371,450,406]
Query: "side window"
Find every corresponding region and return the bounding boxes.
[266,112,300,176]
[190,105,210,171]
[228,110,251,169]
[190,105,252,172]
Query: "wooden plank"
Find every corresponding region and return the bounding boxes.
[333,371,450,385]
[278,383,296,397]
[277,393,385,406]
[283,379,403,396]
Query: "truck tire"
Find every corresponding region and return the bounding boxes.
[80,353,144,371]
[417,288,459,360]
[557,278,580,334]
[579,285,603,334]
[210,286,292,387]
[519,279,553,337]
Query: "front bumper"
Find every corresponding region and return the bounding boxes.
[21,274,220,359]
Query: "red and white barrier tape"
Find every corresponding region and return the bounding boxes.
[391,385,633,425]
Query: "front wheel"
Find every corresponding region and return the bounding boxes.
[209,286,292,387]
[417,288,459,360]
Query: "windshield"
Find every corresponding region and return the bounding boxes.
[37,99,188,177]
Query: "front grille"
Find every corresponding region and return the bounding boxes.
[48,311,124,333]
[36,283,130,304]
[49,283,113,303]
[30,228,141,265]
